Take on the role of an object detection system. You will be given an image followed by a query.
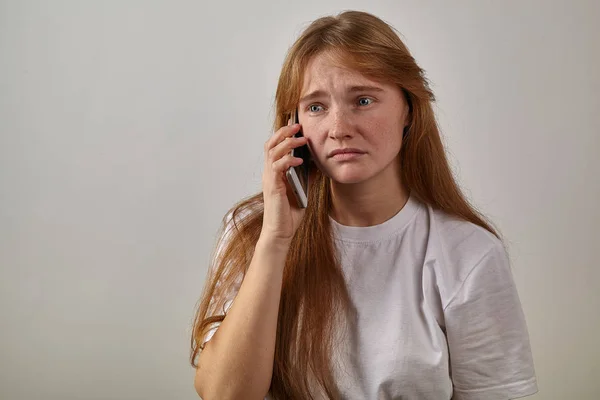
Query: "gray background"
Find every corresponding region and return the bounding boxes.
[1,0,598,399]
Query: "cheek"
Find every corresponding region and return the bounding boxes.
[303,134,320,159]
[385,129,403,148]
[306,139,326,166]
[303,133,329,172]
[302,128,325,152]
[368,121,401,149]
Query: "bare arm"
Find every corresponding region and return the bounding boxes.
[194,235,290,400]
[194,120,307,399]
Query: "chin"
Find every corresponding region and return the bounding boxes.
[327,168,374,185]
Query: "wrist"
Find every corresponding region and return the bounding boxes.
[256,233,292,253]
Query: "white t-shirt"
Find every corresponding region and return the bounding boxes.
[202,195,538,399]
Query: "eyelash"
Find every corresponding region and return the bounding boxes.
[306,97,375,113]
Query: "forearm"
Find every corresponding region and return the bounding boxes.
[195,236,290,400]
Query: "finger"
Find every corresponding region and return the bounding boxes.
[269,136,307,163]
[270,153,303,175]
[271,123,301,148]
[265,124,301,152]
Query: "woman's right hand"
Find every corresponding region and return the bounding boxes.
[260,121,308,245]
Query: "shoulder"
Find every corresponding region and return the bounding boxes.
[214,205,255,254]
[431,205,501,257]
[421,203,507,308]
[428,207,538,397]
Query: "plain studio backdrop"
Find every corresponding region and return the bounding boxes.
[1,0,598,399]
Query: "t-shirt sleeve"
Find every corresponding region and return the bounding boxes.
[443,242,538,400]
[200,298,237,348]
[200,213,243,348]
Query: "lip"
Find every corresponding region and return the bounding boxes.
[328,148,366,158]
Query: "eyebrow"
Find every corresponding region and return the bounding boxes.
[298,85,385,105]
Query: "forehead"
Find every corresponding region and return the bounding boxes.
[300,52,383,94]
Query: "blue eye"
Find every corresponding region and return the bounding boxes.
[358,97,373,106]
[309,104,323,112]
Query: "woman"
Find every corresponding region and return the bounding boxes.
[190,10,538,400]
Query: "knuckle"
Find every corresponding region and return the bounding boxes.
[270,161,280,173]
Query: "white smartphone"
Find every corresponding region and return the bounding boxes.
[285,109,310,208]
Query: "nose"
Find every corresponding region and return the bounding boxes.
[328,107,353,140]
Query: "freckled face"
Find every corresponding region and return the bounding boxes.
[298,53,410,185]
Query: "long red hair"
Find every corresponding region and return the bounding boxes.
[190,10,499,399]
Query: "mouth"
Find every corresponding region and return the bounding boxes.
[328,148,366,158]
[328,148,366,161]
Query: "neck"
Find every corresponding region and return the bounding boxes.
[329,158,409,227]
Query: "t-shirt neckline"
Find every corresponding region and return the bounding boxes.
[329,194,421,243]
